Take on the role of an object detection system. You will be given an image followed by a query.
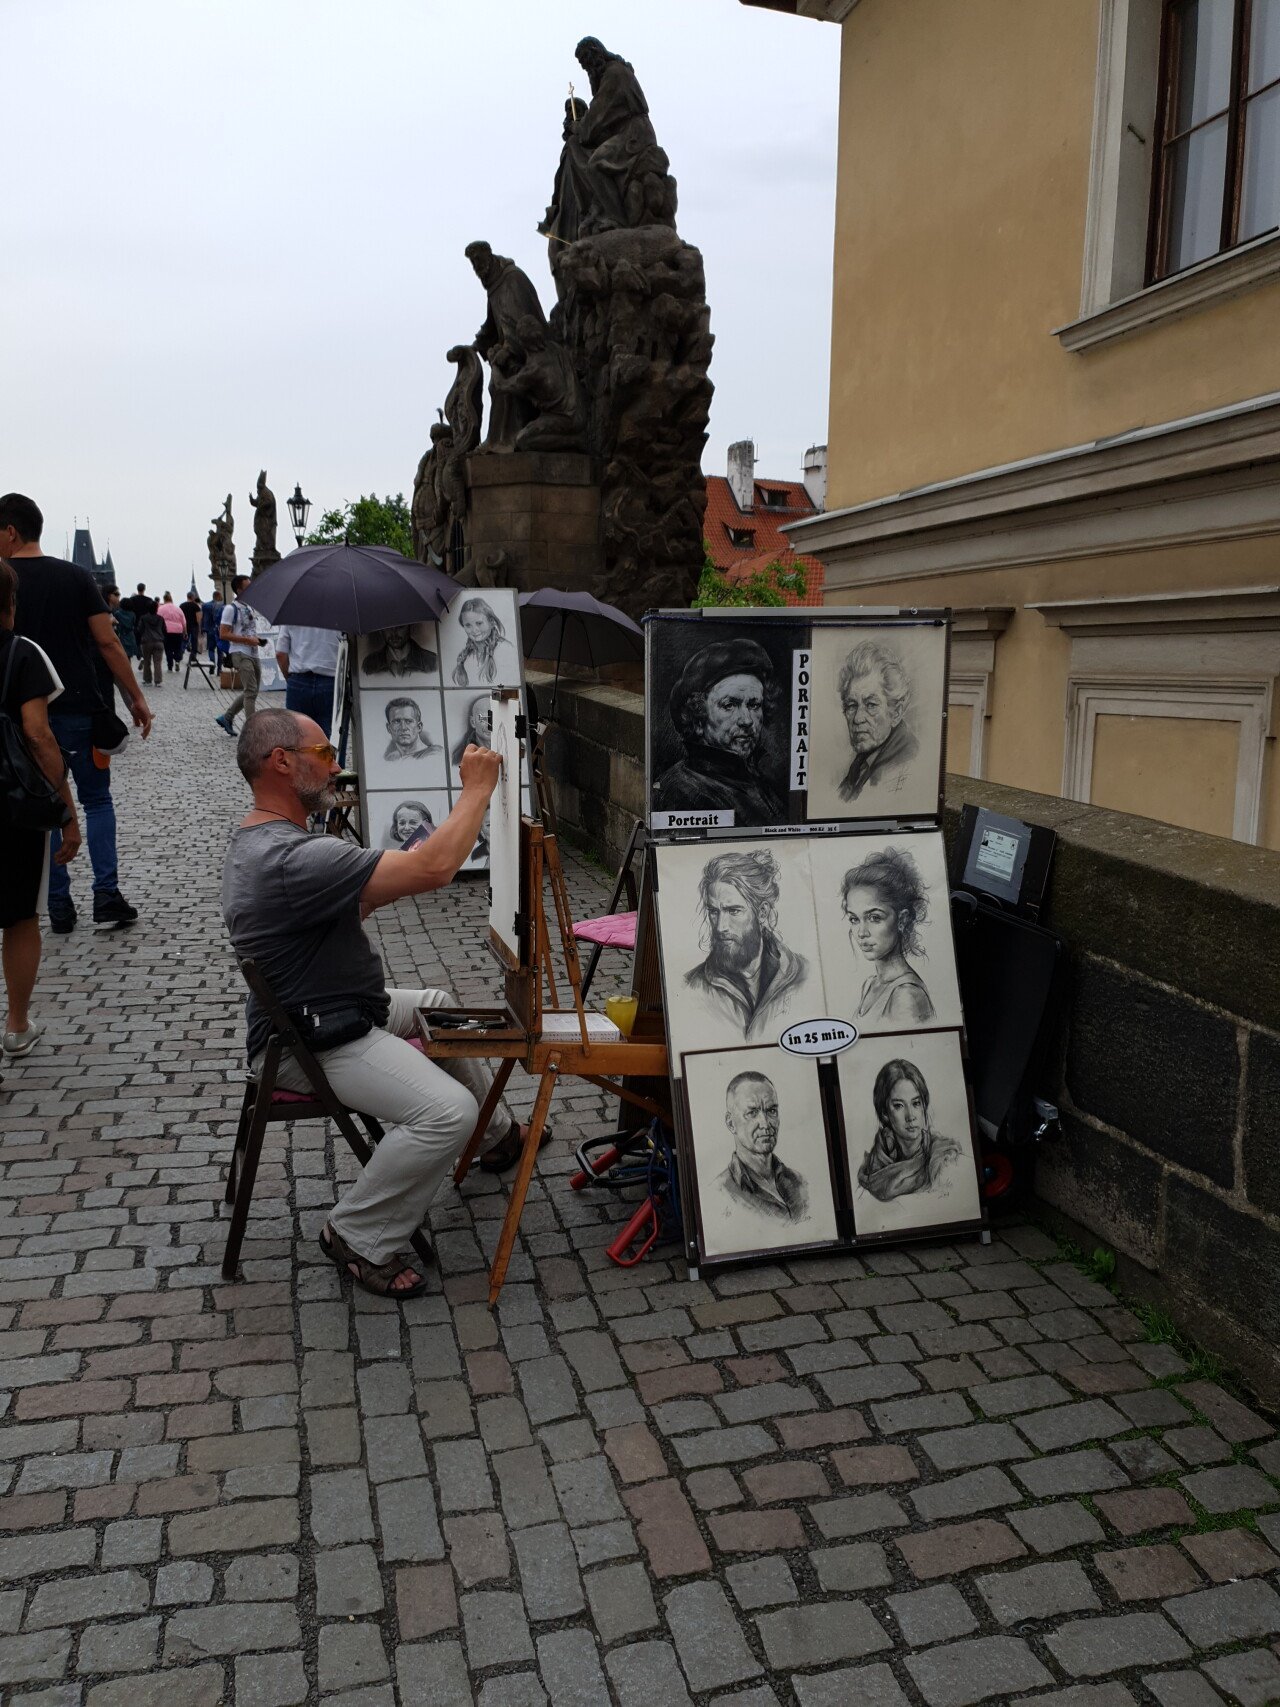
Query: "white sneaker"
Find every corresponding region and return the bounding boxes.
[2,1024,42,1058]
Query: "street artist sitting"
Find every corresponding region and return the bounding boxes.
[220,707,527,1300]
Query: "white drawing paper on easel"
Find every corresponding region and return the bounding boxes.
[488,693,524,962]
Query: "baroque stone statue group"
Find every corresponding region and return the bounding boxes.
[411,34,713,616]
[206,471,282,600]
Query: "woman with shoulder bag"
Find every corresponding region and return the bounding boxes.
[0,559,81,1061]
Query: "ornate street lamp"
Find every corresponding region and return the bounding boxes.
[286,483,311,550]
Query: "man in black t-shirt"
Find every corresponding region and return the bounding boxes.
[0,493,153,934]
[122,583,156,620]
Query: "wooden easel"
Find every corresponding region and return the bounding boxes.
[418,815,669,1303]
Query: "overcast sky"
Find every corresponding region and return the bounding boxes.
[6,0,837,594]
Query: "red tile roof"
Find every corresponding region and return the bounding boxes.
[705,473,825,606]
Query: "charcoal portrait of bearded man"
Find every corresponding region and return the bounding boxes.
[685,847,811,1042]
[651,636,788,826]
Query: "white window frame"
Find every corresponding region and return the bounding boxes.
[1063,673,1273,842]
[947,608,1013,780]
[1061,0,1280,352]
[946,674,991,779]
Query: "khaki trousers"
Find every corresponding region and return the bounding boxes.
[265,987,515,1265]
[226,652,261,725]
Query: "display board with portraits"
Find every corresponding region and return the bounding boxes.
[349,588,524,870]
[647,607,985,1269]
[645,608,949,833]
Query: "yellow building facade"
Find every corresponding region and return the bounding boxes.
[749,0,1280,847]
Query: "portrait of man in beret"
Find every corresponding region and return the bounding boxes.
[651,635,787,825]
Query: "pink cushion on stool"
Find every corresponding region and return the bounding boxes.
[407,1036,426,1053]
[573,910,637,950]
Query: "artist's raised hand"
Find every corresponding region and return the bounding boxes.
[459,743,502,798]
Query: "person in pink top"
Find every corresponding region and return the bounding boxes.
[156,592,186,673]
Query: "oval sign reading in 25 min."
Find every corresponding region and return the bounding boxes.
[779,1018,858,1058]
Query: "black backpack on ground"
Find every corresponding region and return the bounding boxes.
[0,638,70,831]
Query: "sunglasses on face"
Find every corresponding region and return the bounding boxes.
[277,742,338,764]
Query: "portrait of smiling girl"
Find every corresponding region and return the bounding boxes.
[451,597,516,687]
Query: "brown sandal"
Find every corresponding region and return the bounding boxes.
[319,1222,428,1300]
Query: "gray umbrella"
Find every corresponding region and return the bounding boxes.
[244,543,457,633]
[518,588,643,717]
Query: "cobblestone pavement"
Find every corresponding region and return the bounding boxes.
[2,679,1280,1707]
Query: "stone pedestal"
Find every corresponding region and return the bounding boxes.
[465,451,602,594]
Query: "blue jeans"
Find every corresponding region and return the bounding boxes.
[285,672,336,737]
[48,712,119,905]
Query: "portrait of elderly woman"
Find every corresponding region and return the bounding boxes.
[651,635,788,825]
[858,1057,961,1202]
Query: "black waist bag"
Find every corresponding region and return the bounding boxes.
[284,996,375,1053]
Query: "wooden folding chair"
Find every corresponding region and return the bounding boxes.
[221,957,435,1282]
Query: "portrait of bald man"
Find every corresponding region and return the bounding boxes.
[716,1069,809,1223]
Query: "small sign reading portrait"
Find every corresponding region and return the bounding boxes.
[682,1045,839,1260]
[836,1030,982,1240]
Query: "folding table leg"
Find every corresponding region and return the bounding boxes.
[487,1056,559,1306]
[453,1057,516,1185]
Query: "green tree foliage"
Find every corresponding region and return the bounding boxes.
[692,539,809,608]
[307,493,414,557]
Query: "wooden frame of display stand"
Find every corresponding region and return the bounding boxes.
[417,814,670,1304]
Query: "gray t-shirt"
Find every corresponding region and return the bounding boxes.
[221,821,387,1062]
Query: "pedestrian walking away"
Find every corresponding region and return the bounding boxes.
[276,622,340,737]
[215,574,269,737]
[200,595,222,665]
[138,605,166,687]
[221,707,529,1297]
[180,590,202,657]
[0,492,151,935]
[121,583,155,622]
[0,559,82,1066]
[156,592,186,672]
[106,588,139,665]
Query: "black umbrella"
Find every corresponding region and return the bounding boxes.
[519,587,643,718]
[243,543,457,634]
